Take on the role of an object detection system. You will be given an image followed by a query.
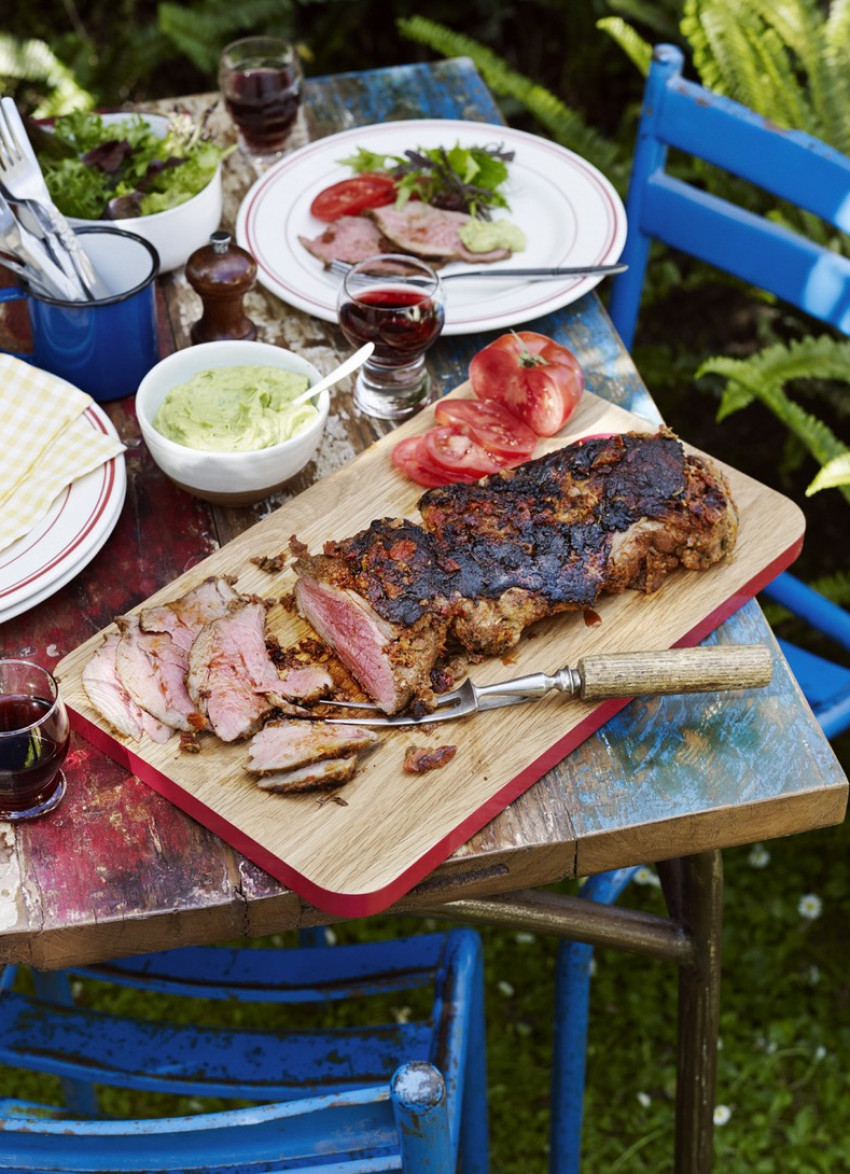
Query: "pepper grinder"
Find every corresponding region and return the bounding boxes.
[185,230,258,344]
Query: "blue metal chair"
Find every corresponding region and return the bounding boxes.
[552,42,850,1174]
[0,928,489,1173]
[607,41,850,741]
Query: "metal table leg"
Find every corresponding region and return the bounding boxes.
[426,848,723,1174]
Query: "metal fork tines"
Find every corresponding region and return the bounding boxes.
[0,98,97,299]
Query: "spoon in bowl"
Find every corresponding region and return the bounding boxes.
[291,343,375,406]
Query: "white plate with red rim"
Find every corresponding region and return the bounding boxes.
[235,119,627,336]
[0,400,126,624]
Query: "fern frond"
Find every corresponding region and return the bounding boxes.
[808,453,850,494]
[0,34,93,115]
[158,0,291,74]
[595,17,653,77]
[699,337,850,504]
[607,0,684,39]
[825,0,850,48]
[397,17,623,183]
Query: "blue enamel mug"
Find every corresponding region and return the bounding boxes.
[0,226,160,402]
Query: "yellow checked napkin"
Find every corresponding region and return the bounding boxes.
[0,355,125,554]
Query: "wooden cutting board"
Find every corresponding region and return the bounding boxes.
[57,388,805,916]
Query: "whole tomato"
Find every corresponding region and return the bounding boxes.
[469,331,584,436]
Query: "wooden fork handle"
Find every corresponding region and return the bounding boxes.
[574,645,773,700]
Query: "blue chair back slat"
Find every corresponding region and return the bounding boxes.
[0,1088,401,1172]
[0,990,432,1100]
[78,934,445,1002]
[654,75,850,227]
[640,174,850,334]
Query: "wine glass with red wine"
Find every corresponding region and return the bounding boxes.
[219,36,302,160]
[0,660,69,821]
[337,254,446,419]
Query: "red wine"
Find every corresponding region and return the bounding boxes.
[339,289,445,362]
[223,65,300,151]
[0,694,69,812]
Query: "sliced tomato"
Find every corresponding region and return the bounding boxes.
[391,436,451,488]
[422,425,508,480]
[433,399,537,464]
[310,173,397,222]
[469,331,584,436]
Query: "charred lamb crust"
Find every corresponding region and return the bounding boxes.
[293,430,738,710]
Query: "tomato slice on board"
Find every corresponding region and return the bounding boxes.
[433,399,537,463]
[422,425,509,479]
[469,331,584,436]
[310,174,398,222]
[391,436,454,488]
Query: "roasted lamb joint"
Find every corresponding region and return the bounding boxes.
[292,430,738,713]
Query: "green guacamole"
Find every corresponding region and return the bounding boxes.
[153,365,316,452]
[458,218,527,254]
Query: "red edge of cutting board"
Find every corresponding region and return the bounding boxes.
[67,537,802,918]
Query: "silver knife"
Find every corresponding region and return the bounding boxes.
[438,262,628,281]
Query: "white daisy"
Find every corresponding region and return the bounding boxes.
[798,893,823,920]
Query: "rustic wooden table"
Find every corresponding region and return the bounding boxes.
[1,59,846,1174]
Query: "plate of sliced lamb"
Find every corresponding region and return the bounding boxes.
[235,119,627,335]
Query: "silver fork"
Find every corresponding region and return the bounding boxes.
[0,99,98,299]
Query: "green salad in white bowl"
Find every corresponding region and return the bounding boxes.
[36,111,230,272]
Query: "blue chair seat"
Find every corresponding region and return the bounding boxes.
[0,930,489,1174]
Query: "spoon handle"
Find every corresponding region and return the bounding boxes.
[291,342,375,405]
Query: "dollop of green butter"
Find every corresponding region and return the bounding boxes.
[457,218,527,254]
[153,365,316,452]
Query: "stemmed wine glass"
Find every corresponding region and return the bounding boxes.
[0,659,70,821]
[336,254,446,420]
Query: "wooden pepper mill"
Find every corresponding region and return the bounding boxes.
[185,230,258,344]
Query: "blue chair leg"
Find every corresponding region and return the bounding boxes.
[549,867,643,1174]
[392,1061,454,1174]
[458,938,490,1174]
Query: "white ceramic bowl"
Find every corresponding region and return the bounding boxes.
[136,340,327,506]
[67,113,223,273]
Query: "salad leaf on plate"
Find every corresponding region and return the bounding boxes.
[38,111,229,220]
[338,141,514,220]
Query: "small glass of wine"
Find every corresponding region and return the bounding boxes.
[337,254,446,419]
[219,36,303,161]
[0,660,69,821]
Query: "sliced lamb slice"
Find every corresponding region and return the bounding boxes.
[187,600,282,742]
[269,663,334,703]
[82,633,173,744]
[367,203,511,264]
[298,215,388,266]
[140,575,241,652]
[114,615,201,733]
[247,718,378,774]
[253,755,360,794]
